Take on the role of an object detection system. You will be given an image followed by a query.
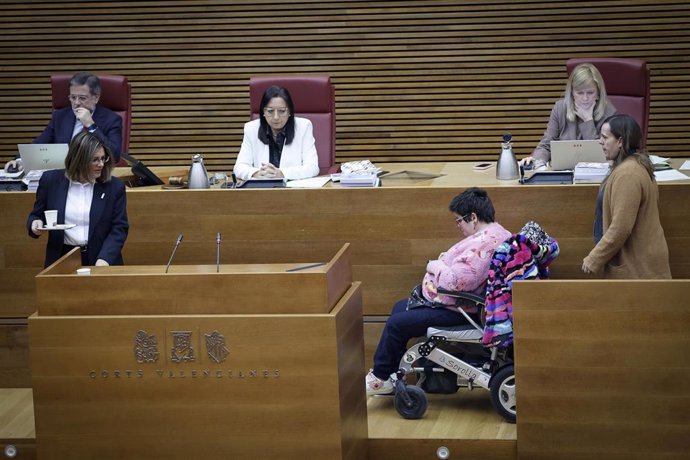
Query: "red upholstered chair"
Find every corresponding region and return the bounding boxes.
[567,58,650,147]
[249,75,338,174]
[51,74,132,165]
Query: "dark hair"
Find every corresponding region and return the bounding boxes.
[603,114,654,180]
[449,187,496,223]
[258,86,295,145]
[69,72,101,96]
[64,132,113,183]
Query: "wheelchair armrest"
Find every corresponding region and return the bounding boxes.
[436,288,485,306]
[437,287,486,331]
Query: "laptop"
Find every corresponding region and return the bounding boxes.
[550,140,607,170]
[18,144,69,172]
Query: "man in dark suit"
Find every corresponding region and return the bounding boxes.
[5,72,123,171]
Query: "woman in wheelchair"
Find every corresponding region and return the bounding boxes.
[366,187,511,396]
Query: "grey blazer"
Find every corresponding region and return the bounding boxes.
[532,99,617,163]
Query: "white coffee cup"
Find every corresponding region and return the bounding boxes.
[76,268,91,276]
[44,210,58,228]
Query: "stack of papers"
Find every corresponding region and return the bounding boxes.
[573,162,610,184]
[285,176,331,188]
[22,169,45,192]
[649,154,672,171]
[0,169,23,180]
[647,155,690,181]
[340,173,380,187]
[340,160,382,176]
[0,168,25,191]
[339,160,381,187]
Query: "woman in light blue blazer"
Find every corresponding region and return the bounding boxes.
[234,86,319,180]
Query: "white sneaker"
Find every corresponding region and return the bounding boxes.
[365,370,394,396]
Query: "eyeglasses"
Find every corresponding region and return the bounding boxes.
[68,94,93,103]
[91,156,110,165]
[263,108,290,118]
[455,214,470,224]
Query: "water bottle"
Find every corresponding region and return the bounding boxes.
[496,132,519,180]
[188,154,210,189]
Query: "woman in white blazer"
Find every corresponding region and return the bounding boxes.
[234,86,319,181]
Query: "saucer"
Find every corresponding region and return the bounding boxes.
[39,224,76,231]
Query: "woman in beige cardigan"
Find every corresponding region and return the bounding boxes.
[582,114,671,279]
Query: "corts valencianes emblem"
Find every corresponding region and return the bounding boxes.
[134,329,230,364]
[171,331,195,363]
[134,330,160,363]
[205,330,230,363]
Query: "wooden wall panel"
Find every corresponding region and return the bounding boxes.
[0,323,31,388]
[0,1,688,171]
[513,280,690,459]
[29,286,367,459]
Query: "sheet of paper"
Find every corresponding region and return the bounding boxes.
[0,169,23,179]
[654,169,690,182]
[285,176,331,188]
[648,154,670,164]
[680,160,690,170]
[380,170,444,179]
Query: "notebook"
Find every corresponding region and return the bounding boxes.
[550,140,606,171]
[18,143,69,172]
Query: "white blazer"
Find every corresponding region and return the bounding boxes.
[233,117,319,180]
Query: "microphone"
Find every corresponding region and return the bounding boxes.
[165,234,183,273]
[120,152,136,164]
[216,232,222,273]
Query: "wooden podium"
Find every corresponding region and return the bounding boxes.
[29,244,367,459]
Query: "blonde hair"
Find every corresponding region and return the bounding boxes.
[64,132,113,183]
[564,63,610,123]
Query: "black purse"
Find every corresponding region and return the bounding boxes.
[406,284,436,310]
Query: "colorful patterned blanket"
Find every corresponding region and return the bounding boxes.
[482,222,560,347]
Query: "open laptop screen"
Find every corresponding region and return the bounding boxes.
[550,140,606,170]
[18,144,69,172]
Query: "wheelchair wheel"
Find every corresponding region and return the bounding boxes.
[490,364,516,423]
[394,385,428,420]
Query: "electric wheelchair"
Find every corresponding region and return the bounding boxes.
[385,222,558,424]
[390,287,516,423]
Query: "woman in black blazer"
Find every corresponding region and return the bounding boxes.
[27,132,129,267]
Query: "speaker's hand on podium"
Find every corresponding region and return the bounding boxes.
[95,259,109,266]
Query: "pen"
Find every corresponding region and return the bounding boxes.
[286,262,326,272]
[101,193,105,199]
